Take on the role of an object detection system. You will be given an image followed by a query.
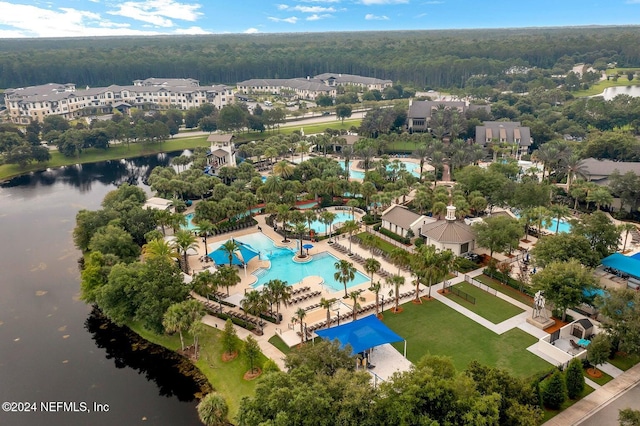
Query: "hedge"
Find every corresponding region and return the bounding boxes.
[377,226,411,245]
[483,268,534,296]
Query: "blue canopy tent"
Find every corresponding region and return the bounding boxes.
[207,238,261,276]
[601,253,640,280]
[315,314,406,357]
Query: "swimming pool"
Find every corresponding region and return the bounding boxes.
[183,212,197,230]
[338,160,421,179]
[236,233,369,292]
[307,211,353,234]
[513,212,572,234]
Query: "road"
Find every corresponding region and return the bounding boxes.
[172,110,366,139]
[578,381,640,426]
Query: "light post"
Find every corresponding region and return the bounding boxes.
[381,295,385,314]
[333,307,341,326]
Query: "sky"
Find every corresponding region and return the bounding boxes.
[1,0,640,38]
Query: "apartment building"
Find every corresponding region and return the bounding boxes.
[4,78,233,124]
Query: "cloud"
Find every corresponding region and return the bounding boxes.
[360,0,408,4]
[174,25,210,34]
[307,13,333,20]
[244,27,259,33]
[268,16,299,23]
[414,12,427,18]
[0,2,161,37]
[365,13,389,20]
[280,5,336,12]
[108,0,203,27]
[423,1,443,3]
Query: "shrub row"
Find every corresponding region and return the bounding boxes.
[483,269,534,296]
[374,225,411,245]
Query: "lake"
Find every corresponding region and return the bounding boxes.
[600,85,640,100]
[0,154,204,425]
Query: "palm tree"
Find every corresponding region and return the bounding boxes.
[275,204,292,242]
[155,209,173,236]
[346,199,360,220]
[296,140,311,162]
[273,160,294,178]
[530,206,552,237]
[220,239,240,266]
[295,308,307,344]
[319,297,336,328]
[548,204,571,234]
[390,247,410,275]
[386,274,406,313]
[587,187,613,211]
[349,290,363,321]
[334,259,356,298]
[217,265,241,296]
[174,229,198,273]
[319,211,336,241]
[369,280,382,317]
[196,220,218,253]
[189,321,206,360]
[142,238,180,263]
[197,392,229,426]
[341,145,354,181]
[265,279,291,323]
[341,220,360,254]
[303,210,317,234]
[619,223,638,253]
[364,257,381,283]
[192,269,218,297]
[563,154,586,192]
[241,290,267,321]
[162,304,190,351]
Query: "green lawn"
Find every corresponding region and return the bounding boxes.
[444,281,524,324]
[474,274,534,306]
[585,368,614,386]
[382,300,551,378]
[356,231,398,256]
[129,321,267,419]
[608,353,640,371]
[386,140,421,152]
[268,333,292,355]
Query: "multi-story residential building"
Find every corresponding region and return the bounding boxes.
[236,78,336,100]
[4,78,233,124]
[475,121,532,157]
[236,73,391,100]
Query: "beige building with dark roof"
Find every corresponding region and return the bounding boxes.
[381,204,434,238]
[420,206,476,255]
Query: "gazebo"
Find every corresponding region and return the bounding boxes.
[315,314,406,357]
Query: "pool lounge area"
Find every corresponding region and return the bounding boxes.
[235,232,370,292]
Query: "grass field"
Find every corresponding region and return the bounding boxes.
[268,334,292,355]
[356,231,398,256]
[444,281,524,324]
[130,321,266,419]
[474,274,534,306]
[542,385,595,422]
[382,300,551,378]
[586,368,614,386]
[608,353,640,371]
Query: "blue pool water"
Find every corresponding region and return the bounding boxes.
[338,160,420,179]
[296,201,318,209]
[183,212,197,230]
[308,211,353,234]
[631,253,640,261]
[513,212,572,234]
[236,233,369,291]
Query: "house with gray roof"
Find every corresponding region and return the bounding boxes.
[475,121,532,157]
[406,99,490,133]
[381,204,434,238]
[580,158,640,185]
[419,206,476,255]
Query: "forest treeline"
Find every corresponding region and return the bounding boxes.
[1,26,640,89]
